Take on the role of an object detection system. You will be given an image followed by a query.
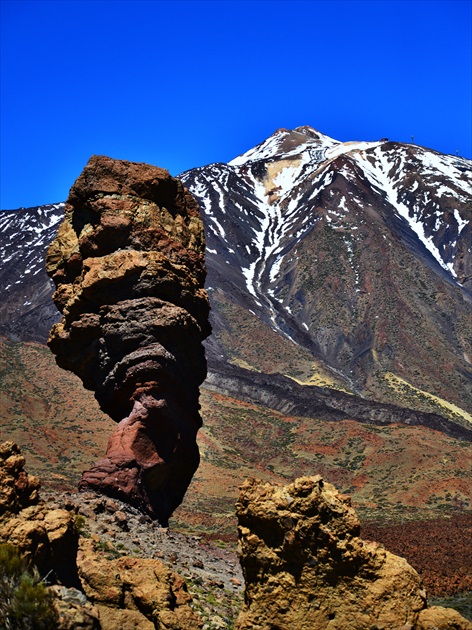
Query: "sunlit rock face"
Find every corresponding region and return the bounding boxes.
[0,441,80,588]
[0,441,203,629]
[235,476,471,630]
[46,155,210,525]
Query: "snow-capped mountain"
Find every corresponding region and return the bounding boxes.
[0,203,64,341]
[0,126,471,422]
[180,126,472,415]
[182,126,471,310]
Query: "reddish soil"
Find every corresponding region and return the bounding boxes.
[2,338,471,600]
[363,513,472,596]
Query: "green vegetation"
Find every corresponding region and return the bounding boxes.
[0,543,58,630]
[186,575,242,630]
[95,540,122,560]
[215,540,228,549]
[74,514,86,534]
[429,593,472,622]
[383,372,472,429]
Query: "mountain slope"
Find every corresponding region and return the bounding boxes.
[2,336,471,538]
[0,203,63,342]
[180,127,472,417]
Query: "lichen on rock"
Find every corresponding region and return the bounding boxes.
[235,475,471,630]
[46,155,210,525]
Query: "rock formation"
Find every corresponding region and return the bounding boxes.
[46,155,210,525]
[0,442,202,629]
[0,441,80,589]
[235,476,471,630]
[77,539,202,630]
[0,440,40,516]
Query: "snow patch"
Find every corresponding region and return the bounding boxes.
[454,209,468,234]
[355,148,459,279]
[325,141,382,161]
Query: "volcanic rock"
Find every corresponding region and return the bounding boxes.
[77,538,202,629]
[0,442,204,629]
[0,441,81,587]
[235,476,471,629]
[0,440,40,516]
[46,155,210,525]
[50,585,101,630]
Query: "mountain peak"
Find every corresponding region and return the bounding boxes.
[180,129,472,419]
[293,124,335,140]
[229,126,338,166]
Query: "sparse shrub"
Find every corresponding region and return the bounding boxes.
[215,540,228,549]
[74,514,86,533]
[0,543,58,629]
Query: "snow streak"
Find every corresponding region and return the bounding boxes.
[353,147,471,280]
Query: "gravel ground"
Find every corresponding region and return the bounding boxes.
[44,490,244,629]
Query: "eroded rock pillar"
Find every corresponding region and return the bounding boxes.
[46,155,210,525]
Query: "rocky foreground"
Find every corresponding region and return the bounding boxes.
[1,441,470,629]
[235,476,471,629]
[0,441,240,629]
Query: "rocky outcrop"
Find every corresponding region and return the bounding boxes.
[0,440,40,516]
[46,155,210,525]
[0,442,203,629]
[235,476,471,630]
[78,539,202,629]
[0,443,96,626]
[0,441,80,587]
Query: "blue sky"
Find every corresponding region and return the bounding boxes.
[1,0,471,210]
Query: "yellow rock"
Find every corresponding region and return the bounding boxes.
[235,476,471,630]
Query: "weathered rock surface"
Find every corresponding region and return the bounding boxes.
[235,476,471,630]
[0,442,203,629]
[42,489,243,629]
[0,440,40,516]
[78,538,202,630]
[417,607,472,629]
[46,155,210,525]
[0,440,80,587]
[50,585,101,629]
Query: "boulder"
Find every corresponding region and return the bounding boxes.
[77,538,202,629]
[417,607,472,629]
[46,155,210,525]
[235,476,471,630]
